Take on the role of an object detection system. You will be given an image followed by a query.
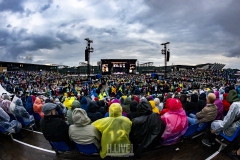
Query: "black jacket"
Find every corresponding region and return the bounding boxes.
[40,115,73,147]
[198,93,207,111]
[130,100,165,158]
[87,101,104,122]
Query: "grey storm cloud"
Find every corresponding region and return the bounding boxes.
[0,0,25,13]
[0,0,240,68]
[40,0,53,13]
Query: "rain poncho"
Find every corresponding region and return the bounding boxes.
[0,107,22,133]
[63,97,75,110]
[80,96,88,111]
[130,100,165,157]
[14,98,34,123]
[211,90,240,136]
[214,91,223,120]
[25,96,34,115]
[161,98,188,145]
[149,100,160,114]
[93,103,132,158]
[33,98,44,118]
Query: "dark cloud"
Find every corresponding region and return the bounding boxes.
[56,31,79,44]
[225,45,240,58]
[40,0,53,13]
[0,0,25,13]
[6,24,12,28]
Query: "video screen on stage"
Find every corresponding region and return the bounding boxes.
[129,64,136,73]
[102,64,109,73]
[113,62,125,73]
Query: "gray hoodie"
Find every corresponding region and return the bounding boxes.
[68,108,101,149]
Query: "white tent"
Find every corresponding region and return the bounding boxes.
[0,84,13,96]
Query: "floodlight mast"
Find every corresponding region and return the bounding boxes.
[161,42,170,78]
[84,38,94,79]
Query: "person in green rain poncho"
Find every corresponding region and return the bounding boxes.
[93,103,132,158]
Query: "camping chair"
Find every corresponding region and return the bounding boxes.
[16,116,35,131]
[182,123,199,138]
[215,126,240,152]
[49,141,75,155]
[74,143,99,155]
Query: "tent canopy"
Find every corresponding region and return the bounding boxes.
[0,84,13,96]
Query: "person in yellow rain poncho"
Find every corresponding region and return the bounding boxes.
[93,103,132,158]
[149,100,160,114]
[63,97,75,110]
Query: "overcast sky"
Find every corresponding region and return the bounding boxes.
[0,0,240,68]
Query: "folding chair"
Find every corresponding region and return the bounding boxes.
[16,116,35,131]
[49,141,75,155]
[215,126,240,152]
[74,142,99,155]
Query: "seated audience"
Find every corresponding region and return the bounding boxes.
[202,90,240,147]
[161,98,188,145]
[87,101,103,122]
[187,93,217,125]
[0,107,22,138]
[14,98,35,123]
[127,100,140,120]
[130,99,165,157]
[93,103,132,158]
[67,100,81,125]
[33,97,44,118]
[214,91,223,120]
[69,108,101,149]
[40,103,74,148]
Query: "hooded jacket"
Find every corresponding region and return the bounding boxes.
[211,90,240,136]
[63,97,75,110]
[149,100,160,114]
[198,93,206,111]
[161,98,188,145]
[80,96,88,111]
[127,100,140,120]
[222,93,231,111]
[185,94,199,113]
[26,96,34,115]
[87,101,103,122]
[122,98,131,114]
[214,91,223,120]
[130,100,165,157]
[69,108,101,149]
[33,98,44,118]
[93,103,132,158]
[67,100,81,125]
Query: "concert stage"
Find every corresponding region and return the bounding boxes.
[101,59,137,75]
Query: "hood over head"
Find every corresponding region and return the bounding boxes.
[214,91,220,99]
[168,98,183,111]
[71,100,81,111]
[27,96,33,103]
[137,100,152,116]
[88,101,98,113]
[180,94,187,103]
[72,108,91,126]
[80,96,88,105]
[227,90,240,104]
[199,93,206,100]
[109,103,122,117]
[130,100,138,112]
[123,97,132,105]
[191,94,198,102]
[15,98,23,106]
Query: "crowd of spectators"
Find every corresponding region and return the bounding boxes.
[0,69,240,158]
